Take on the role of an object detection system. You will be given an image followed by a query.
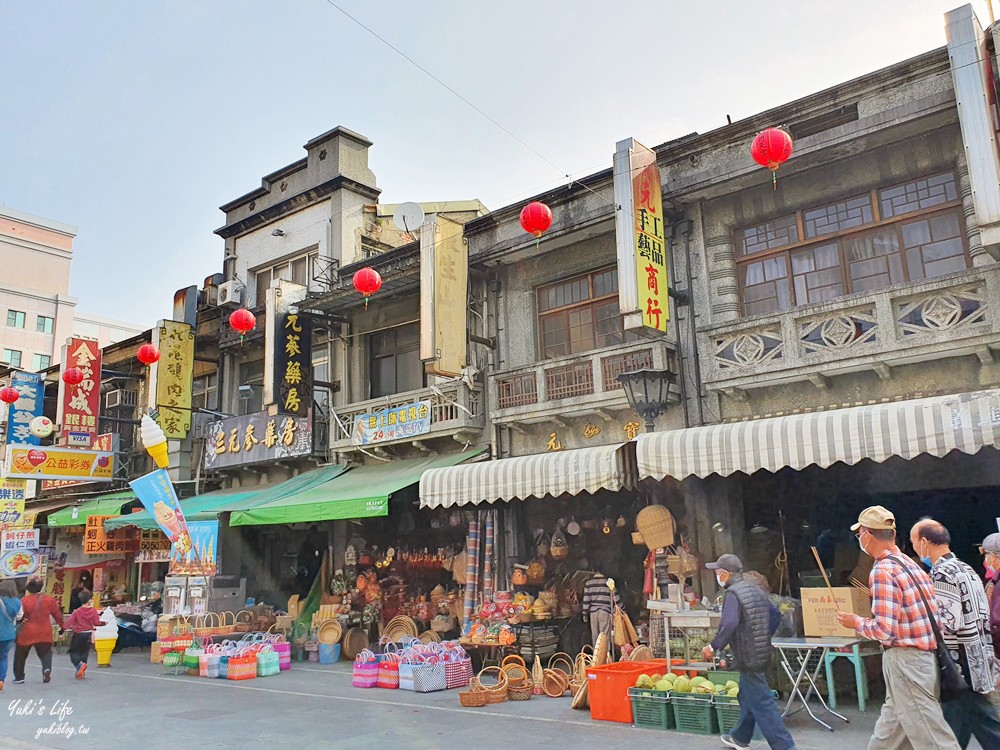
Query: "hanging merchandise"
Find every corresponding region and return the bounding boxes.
[550,526,569,560]
[566,517,581,536]
[61,367,84,386]
[228,308,256,340]
[534,529,550,558]
[137,343,160,366]
[526,558,546,585]
[352,267,382,309]
[750,127,794,189]
[344,544,357,567]
[511,565,528,587]
[483,513,494,601]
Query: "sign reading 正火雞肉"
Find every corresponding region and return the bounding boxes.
[4,371,44,446]
[60,338,102,446]
[3,445,114,482]
[153,321,195,439]
[351,400,431,446]
[83,515,140,555]
[203,412,313,470]
[273,312,312,417]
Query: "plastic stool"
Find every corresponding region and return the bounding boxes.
[824,642,877,711]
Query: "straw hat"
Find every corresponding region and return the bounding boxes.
[636,505,675,551]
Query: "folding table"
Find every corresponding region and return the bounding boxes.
[771,636,859,731]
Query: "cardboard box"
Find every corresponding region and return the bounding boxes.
[800,587,872,637]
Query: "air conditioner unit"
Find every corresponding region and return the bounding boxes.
[106,389,138,409]
[217,280,242,306]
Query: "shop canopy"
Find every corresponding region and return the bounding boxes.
[104,464,348,530]
[418,443,630,509]
[636,389,1000,481]
[47,490,137,527]
[232,450,485,526]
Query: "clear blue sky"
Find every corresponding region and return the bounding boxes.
[0,0,984,327]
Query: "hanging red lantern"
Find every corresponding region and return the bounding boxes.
[751,127,794,189]
[519,201,553,240]
[229,308,256,338]
[352,267,382,309]
[137,344,160,366]
[62,367,84,386]
[0,386,19,405]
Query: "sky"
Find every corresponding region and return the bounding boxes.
[0,0,990,328]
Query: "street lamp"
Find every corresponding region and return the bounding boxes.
[617,368,677,434]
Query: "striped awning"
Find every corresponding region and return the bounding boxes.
[419,444,628,509]
[637,389,1000,481]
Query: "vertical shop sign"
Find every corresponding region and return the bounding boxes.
[84,515,140,555]
[273,311,312,417]
[60,338,102,447]
[153,321,195,439]
[4,371,44,445]
[613,138,669,333]
[420,215,468,377]
[0,478,27,525]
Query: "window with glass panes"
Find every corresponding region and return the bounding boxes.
[32,354,51,371]
[736,172,967,317]
[36,315,54,334]
[192,373,218,411]
[6,310,25,328]
[2,349,22,367]
[369,323,423,398]
[537,268,623,359]
[253,249,320,306]
[237,361,264,415]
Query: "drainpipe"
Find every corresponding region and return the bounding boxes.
[668,218,703,427]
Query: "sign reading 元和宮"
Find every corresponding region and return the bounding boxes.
[273,312,312,417]
[613,138,669,333]
[351,400,431,446]
[203,412,313,470]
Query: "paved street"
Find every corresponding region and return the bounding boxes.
[3,651,984,750]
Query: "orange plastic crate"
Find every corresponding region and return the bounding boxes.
[587,662,651,723]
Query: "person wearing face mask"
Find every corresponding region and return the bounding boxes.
[910,519,1000,749]
[982,534,1000,659]
[836,506,961,750]
[700,554,796,750]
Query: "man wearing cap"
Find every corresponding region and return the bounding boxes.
[982,532,1000,711]
[836,506,960,749]
[700,554,796,750]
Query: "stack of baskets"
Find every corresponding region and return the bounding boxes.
[459,665,509,707]
[501,655,532,701]
[541,652,574,697]
[382,615,419,642]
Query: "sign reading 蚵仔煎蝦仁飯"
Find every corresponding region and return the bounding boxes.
[351,400,431,446]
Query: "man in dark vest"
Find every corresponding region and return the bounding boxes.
[702,554,797,750]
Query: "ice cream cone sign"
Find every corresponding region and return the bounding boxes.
[141,414,169,469]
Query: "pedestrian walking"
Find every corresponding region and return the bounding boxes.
[62,590,103,680]
[982,533,1000,657]
[12,577,64,685]
[910,519,1000,749]
[581,572,620,645]
[836,506,961,750]
[0,580,22,691]
[700,554,797,750]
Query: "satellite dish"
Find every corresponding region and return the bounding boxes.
[393,202,425,233]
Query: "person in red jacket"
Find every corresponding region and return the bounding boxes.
[62,590,103,679]
[13,578,64,684]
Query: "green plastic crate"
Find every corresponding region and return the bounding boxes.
[713,695,742,733]
[671,694,718,735]
[628,687,673,730]
[706,670,740,687]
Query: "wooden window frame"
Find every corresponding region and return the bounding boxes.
[535,267,622,360]
[735,173,968,317]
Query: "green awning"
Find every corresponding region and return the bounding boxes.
[103,464,348,530]
[47,491,138,527]
[230,450,485,527]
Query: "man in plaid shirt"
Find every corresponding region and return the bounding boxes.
[837,506,960,749]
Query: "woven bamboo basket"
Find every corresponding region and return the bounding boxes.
[508,680,533,701]
[217,611,237,636]
[547,652,574,676]
[342,627,368,659]
[625,645,653,662]
[459,680,487,708]
[418,630,442,644]
[542,668,569,697]
[318,619,343,646]
[636,504,676,550]
[477,666,509,704]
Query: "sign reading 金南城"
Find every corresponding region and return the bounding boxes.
[613,138,669,333]
[1,528,39,552]
[60,338,102,446]
[351,400,431,446]
[0,479,27,525]
[152,321,195,439]
[84,515,140,555]
[273,312,312,417]
[4,371,45,446]
[3,445,114,482]
[203,412,312,470]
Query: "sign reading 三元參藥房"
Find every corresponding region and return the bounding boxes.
[203,412,312,470]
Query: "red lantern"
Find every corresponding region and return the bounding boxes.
[352,267,382,309]
[137,344,160,366]
[229,308,256,337]
[0,386,19,405]
[519,201,553,239]
[62,367,84,386]
[751,127,794,189]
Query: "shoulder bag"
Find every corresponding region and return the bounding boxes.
[891,556,969,700]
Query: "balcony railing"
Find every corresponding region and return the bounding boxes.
[492,340,678,423]
[700,267,1000,393]
[328,379,485,451]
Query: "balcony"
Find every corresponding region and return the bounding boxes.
[328,379,485,453]
[491,340,680,426]
[700,267,1000,396]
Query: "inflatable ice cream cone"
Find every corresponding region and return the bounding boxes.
[141,414,169,469]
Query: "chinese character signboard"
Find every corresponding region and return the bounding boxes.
[420,215,468,377]
[203,412,312,470]
[1,528,39,552]
[137,528,172,563]
[273,311,312,417]
[351,400,431,446]
[613,138,669,333]
[0,478,27,525]
[129,468,193,555]
[39,434,115,491]
[152,321,194,439]
[3,445,114,481]
[4,371,44,445]
[60,338,102,446]
[84,515,140,555]
[169,520,218,576]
